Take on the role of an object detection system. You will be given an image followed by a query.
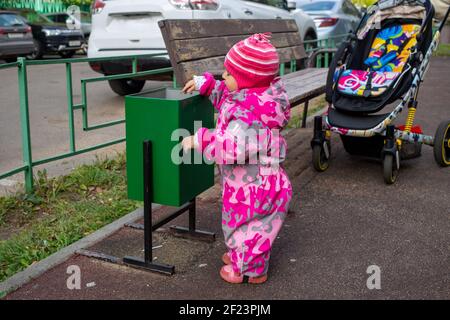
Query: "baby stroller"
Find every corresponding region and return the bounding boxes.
[311,0,450,184]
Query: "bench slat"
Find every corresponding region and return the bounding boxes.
[282,68,328,105]
[282,67,327,80]
[285,81,325,97]
[171,32,303,63]
[284,73,327,95]
[178,56,225,82]
[158,19,299,40]
[277,46,306,63]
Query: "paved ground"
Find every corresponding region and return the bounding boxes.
[3,57,450,300]
[0,55,168,194]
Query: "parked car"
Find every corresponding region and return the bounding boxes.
[88,0,318,96]
[0,11,35,63]
[44,11,92,38]
[297,0,361,42]
[14,9,86,59]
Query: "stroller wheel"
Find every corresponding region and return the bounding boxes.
[433,120,450,167]
[383,152,400,185]
[312,141,330,172]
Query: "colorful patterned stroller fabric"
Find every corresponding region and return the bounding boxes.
[365,24,421,72]
[337,69,399,97]
[337,24,420,97]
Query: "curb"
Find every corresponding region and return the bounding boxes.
[0,205,161,296]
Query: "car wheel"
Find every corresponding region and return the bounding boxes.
[303,32,318,52]
[108,79,146,96]
[27,40,44,60]
[298,32,317,69]
[59,51,76,59]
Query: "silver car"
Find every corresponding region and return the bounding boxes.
[296,0,361,43]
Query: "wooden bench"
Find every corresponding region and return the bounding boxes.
[158,19,328,127]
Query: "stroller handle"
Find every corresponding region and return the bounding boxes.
[438,5,450,32]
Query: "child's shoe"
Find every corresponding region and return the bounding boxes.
[219,265,268,284]
[222,252,231,265]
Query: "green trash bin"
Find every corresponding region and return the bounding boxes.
[125,87,215,207]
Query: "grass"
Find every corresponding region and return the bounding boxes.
[287,95,328,129]
[435,43,450,57]
[0,153,140,283]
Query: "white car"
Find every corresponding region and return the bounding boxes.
[88,0,317,95]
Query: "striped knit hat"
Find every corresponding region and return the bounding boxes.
[224,33,279,90]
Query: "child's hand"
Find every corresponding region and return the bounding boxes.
[182,79,196,94]
[181,135,195,152]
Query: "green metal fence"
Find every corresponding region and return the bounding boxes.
[0,54,172,193]
[0,35,343,194]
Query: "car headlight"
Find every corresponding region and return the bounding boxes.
[43,29,62,36]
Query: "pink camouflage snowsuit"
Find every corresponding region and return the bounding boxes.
[194,72,292,277]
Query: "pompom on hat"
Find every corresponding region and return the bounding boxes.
[224,33,279,89]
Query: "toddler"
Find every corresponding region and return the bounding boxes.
[182,33,292,284]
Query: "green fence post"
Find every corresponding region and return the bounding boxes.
[66,62,76,152]
[17,57,34,193]
[279,63,285,76]
[290,58,297,73]
[173,73,177,88]
[132,57,137,74]
[81,80,88,130]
